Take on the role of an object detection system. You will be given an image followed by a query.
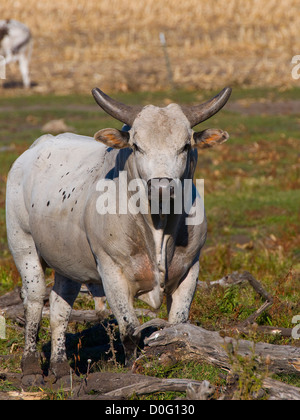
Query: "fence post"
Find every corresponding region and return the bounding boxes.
[0,55,6,80]
[159,33,175,90]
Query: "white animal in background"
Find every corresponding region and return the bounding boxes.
[0,19,32,88]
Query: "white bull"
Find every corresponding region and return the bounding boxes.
[6,87,231,384]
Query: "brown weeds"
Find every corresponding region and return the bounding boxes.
[0,0,299,94]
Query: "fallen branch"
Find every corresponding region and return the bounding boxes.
[238,271,274,326]
[134,318,170,336]
[262,378,300,400]
[197,271,247,289]
[241,300,273,326]
[234,324,293,338]
[1,302,157,325]
[197,270,273,300]
[72,371,214,400]
[141,323,300,376]
[198,271,274,326]
[71,370,300,400]
[0,287,22,307]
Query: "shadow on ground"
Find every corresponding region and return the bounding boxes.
[41,318,157,376]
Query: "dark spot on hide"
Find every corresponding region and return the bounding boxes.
[47,201,50,206]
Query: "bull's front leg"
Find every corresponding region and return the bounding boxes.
[97,261,140,366]
[167,260,199,324]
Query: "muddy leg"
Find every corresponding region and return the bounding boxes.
[49,274,81,380]
[11,238,47,386]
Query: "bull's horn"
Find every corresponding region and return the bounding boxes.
[181,87,232,127]
[92,87,143,126]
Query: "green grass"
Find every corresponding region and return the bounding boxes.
[0,87,299,399]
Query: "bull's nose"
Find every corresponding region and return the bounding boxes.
[147,177,175,201]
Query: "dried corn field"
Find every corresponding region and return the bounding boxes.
[0,0,299,94]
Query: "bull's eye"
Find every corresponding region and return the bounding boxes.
[180,143,191,153]
[132,143,143,154]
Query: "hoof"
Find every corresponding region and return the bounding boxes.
[50,374,73,391]
[50,361,71,382]
[21,374,45,388]
[21,353,43,377]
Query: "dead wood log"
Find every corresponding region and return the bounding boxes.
[104,377,209,399]
[73,371,213,399]
[197,271,247,289]
[235,324,294,339]
[1,303,25,325]
[1,305,107,324]
[72,371,300,400]
[134,318,170,336]
[1,303,157,325]
[197,270,273,301]
[238,271,274,326]
[141,323,300,376]
[0,287,22,307]
[262,377,300,400]
[0,285,52,309]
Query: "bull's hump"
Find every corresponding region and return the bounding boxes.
[25,133,113,182]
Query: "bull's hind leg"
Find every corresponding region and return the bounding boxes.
[8,232,47,385]
[86,282,109,318]
[49,273,81,380]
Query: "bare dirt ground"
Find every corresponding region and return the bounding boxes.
[226,100,300,116]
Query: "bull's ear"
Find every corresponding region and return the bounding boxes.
[192,128,229,149]
[94,128,130,149]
